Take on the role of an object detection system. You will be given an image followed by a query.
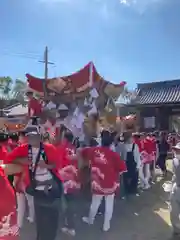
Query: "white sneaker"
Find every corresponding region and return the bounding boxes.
[144,184,151,190]
[61,227,69,234]
[103,221,110,232]
[139,183,145,189]
[27,217,34,223]
[67,229,76,237]
[82,216,94,225]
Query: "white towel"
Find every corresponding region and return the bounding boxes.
[46,101,56,110]
[90,88,99,99]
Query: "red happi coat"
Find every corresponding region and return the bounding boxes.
[141,137,155,164]
[5,141,24,193]
[150,137,157,162]
[0,146,8,164]
[134,138,143,152]
[6,140,18,152]
[58,142,80,194]
[0,167,19,240]
[133,138,145,164]
[81,146,127,195]
[6,143,61,190]
[28,97,42,117]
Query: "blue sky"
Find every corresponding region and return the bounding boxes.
[1,0,180,88]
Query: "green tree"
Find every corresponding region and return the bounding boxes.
[0,77,27,109]
[12,79,27,105]
[121,87,137,104]
[0,76,13,99]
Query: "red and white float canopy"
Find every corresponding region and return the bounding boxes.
[26,62,126,103]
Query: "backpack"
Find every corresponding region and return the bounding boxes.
[26,143,62,203]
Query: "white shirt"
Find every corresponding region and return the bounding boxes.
[32,147,52,190]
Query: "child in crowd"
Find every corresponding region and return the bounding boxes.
[59,131,81,237]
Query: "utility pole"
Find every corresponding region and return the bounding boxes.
[39,46,54,99]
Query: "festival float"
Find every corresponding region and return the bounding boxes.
[26,61,126,140]
[2,62,128,180]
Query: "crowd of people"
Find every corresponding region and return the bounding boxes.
[1,121,180,240]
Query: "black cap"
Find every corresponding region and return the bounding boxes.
[24,125,40,136]
[26,91,33,95]
[31,116,40,120]
[26,131,40,137]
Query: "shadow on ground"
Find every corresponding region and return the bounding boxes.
[21,169,173,240]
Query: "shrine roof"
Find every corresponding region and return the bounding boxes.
[134,79,180,105]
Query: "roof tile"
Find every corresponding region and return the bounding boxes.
[135,82,180,104]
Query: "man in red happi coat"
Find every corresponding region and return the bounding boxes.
[26,91,42,118]
[80,130,126,232]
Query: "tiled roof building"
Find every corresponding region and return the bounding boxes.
[134,80,180,105]
[131,79,180,132]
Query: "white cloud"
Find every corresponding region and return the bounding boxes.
[39,0,166,19]
[119,0,167,13]
[120,0,163,5]
[120,0,130,5]
[40,0,166,13]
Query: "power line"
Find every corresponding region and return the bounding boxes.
[1,48,42,57]
[0,51,42,60]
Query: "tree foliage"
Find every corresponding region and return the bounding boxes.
[121,87,138,104]
[116,87,138,117]
[0,77,12,99]
[12,79,27,104]
[0,77,27,109]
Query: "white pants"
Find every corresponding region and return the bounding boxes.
[17,192,34,228]
[139,163,146,186]
[139,163,151,187]
[144,163,151,183]
[88,194,114,228]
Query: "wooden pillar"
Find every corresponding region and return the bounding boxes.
[135,107,140,132]
[155,107,160,130]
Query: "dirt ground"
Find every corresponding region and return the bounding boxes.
[20,161,174,240]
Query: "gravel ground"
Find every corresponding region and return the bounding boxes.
[20,163,174,240]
